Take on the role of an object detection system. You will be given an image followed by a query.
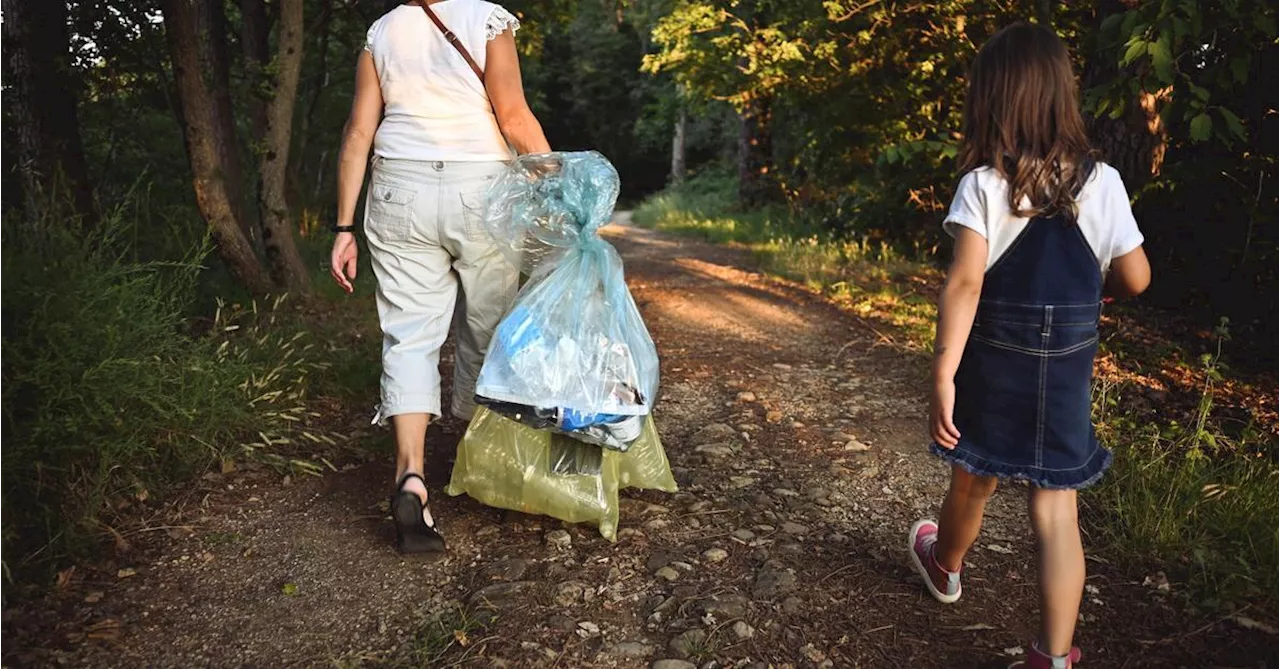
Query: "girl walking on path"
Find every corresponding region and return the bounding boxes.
[907,23,1151,669]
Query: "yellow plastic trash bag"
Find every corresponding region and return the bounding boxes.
[446,407,677,541]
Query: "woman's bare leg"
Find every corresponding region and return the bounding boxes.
[393,412,433,524]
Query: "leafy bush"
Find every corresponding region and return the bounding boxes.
[1088,326,1279,610]
[1,208,326,580]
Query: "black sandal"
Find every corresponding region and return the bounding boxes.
[391,473,447,554]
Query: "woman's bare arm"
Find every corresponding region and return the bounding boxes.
[336,51,383,229]
[329,51,381,293]
[485,29,550,155]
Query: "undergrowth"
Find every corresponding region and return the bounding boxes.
[634,176,1279,615]
[336,604,496,668]
[1,206,334,584]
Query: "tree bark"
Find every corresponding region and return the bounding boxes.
[294,0,333,213]
[161,0,273,294]
[255,0,313,295]
[671,106,687,187]
[1,0,98,227]
[1034,0,1055,25]
[1083,0,1166,190]
[737,94,774,206]
[240,0,271,140]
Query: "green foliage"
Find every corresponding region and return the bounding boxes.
[1089,321,1278,610]
[0,205,327,578]
[1087,0,1274,147]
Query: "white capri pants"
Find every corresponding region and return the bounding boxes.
[364,157,517,424]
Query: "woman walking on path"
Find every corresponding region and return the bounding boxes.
[907,23,1151,669]
[329,0,550,554]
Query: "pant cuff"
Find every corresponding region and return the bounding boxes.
[372,396,442,427]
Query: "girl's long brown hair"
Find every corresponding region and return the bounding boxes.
[959,22,1097,219]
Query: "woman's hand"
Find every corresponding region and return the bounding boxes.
[330,232,358,294]
[930,378,961,449]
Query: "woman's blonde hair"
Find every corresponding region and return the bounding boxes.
[959,22,1098,219]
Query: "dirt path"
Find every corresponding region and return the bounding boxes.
[5,220,1273,668]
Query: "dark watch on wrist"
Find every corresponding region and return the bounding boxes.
[332,224,356,234]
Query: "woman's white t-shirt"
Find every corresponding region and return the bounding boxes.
[364,1,520,162]
[943,163,1144,272]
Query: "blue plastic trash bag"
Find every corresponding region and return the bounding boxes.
[472,152,658,449]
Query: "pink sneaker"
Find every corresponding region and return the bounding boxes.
[1007,644,1082,668]
[908,519,961,603]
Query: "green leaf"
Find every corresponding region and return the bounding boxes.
[1218,108,1246,141]
[1148,36,1174,83]
[1109,96,1127,119]
[1172,17,1191,40]
[1101,13,1125,34]
[1256,13,1278,37]
[1188,83,1210,103]
[1189,113,1212,141]
[1230,57,1249,84]
[884,146,900,164]
[1121,12,1141,38]
[1122,39,1148,67]
[282,582,299,596]
[1094,97,1112,118]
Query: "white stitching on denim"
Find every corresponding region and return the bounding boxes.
[1035,306,1053,468]
[970,333,1098,357]
[982,298,1102,308]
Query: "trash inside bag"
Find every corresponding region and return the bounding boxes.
[445,408,677,541]
[473,151,658,449]
[479,398,644,452]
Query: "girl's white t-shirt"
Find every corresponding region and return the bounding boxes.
[364,1,520,162]
[944,163,1144,272]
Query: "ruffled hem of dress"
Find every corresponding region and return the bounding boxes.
[928,441,1113,490]
[484,6,521,41]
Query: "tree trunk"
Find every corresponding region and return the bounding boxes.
[240,0,271,140]
[255,0,313,295]
[161,0,273,294]
[1,0,98,227]
[737,94,774,206]
[1083,0,1166,190]
[671,106,687,187]
[1034,0,1054,25]
[294,0,332,214]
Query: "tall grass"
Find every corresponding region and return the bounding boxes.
[1089,326,1278,610]
[634,176,1279,613]
[634,176,941,351]
[1,206,330,581]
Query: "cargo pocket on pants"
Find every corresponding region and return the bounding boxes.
[367,181,415,242]
[461,174,500,243]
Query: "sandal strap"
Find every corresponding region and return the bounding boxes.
[394,472,438,530]
[397,471,427,490]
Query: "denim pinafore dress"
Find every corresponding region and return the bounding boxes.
[931,211,1112,489]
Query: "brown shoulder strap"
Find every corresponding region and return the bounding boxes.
[417,0,485,83]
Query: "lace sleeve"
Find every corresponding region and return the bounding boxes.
[484,6,521,41]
